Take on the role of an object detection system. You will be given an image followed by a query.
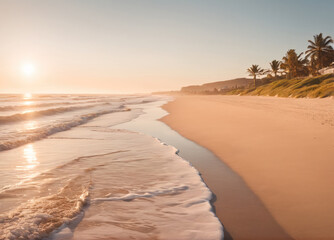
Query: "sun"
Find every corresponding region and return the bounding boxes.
[21,63,36,77]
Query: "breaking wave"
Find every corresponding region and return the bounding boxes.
[0,104,109,124]
[0,108,128,151]
[0,94,223,240]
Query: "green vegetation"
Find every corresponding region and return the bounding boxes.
[227,74,334,98]
[246,33,334,81]
[269,60,281,78]
[233,33,334,98]
[180,33,334,98]
[305,33,334,70]
[247,65,265,87]
[280,49,308,79]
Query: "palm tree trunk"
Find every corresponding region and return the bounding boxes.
[254,76,257,88]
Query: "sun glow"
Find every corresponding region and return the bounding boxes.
[23,93,32,99]
[24,121,38,130]
[21,63,36,77]
[24,101,34,106]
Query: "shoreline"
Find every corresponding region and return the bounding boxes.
[160,95,334,240]
[116,99,291,239]
[0,96,225,240]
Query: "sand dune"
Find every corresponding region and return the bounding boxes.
[161,95,334,240]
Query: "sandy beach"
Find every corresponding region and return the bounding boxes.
[161,95,334,240]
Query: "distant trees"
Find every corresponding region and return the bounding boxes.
[280,49,308,79]
[305,33,334,71]
[308,56,318,76]
[247,64,264,87]
[269,60,281,77]
[245,33,334,89]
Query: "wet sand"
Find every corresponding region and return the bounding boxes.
[116,100,291,240]
[161,95,334,240]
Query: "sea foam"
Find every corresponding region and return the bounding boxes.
[0,95,223,240]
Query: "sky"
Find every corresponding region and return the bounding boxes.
[0,0,333,94]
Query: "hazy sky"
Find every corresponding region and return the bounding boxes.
[0,0,333,93]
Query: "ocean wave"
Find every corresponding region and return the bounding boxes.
[0,176,90,240]
[0,100,108,112]
[0,95,223,240]
[0,108,128,151]
[0,104,109,124]
[0,117,223,240]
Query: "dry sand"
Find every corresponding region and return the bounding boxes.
[161,95,334,240]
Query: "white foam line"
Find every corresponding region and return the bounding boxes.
[93,185,189,202]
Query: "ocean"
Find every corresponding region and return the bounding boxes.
[0,94,223,240]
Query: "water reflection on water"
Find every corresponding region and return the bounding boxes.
[16,144,40,178]
[23,93,32,100]
[23,101,34,106]
[24,121,38,130]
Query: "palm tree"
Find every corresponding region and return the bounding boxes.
[247,64,264,87]
[305,33,333,71]
[308,56,318,76]
[280,49,308,79]
[269,60,281,78]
